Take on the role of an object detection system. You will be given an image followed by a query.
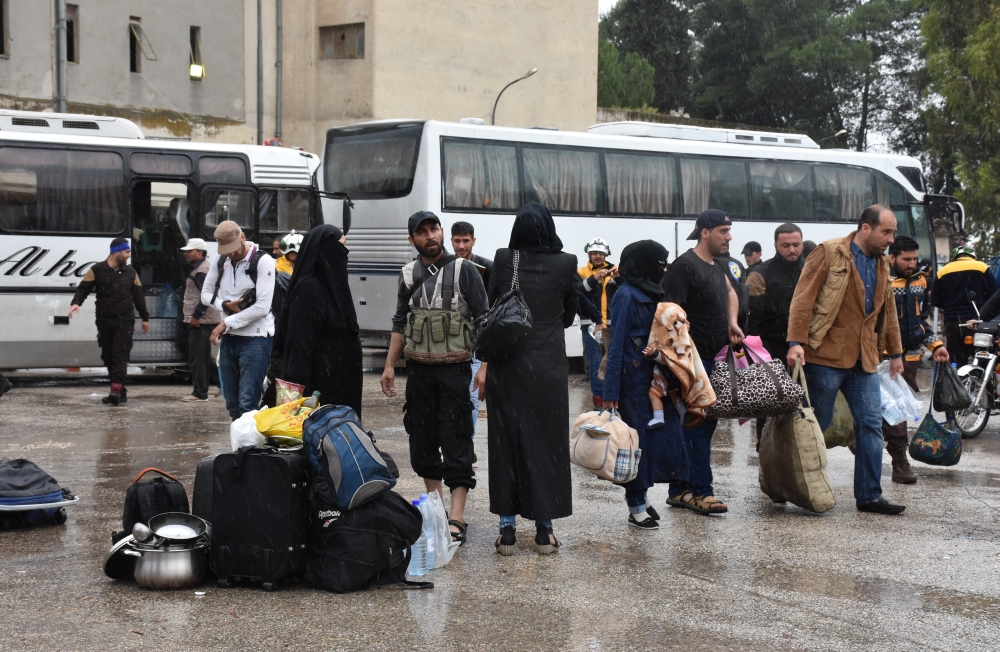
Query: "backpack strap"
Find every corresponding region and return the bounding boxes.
[406,255,458,304]
[440,259,457,312]
[209,254,227,306]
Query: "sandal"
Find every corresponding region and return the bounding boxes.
[534,525,561,555]
[666,492,706,514]
[692,495,728,514]
[495,525,516,556]
[448,519,468,546]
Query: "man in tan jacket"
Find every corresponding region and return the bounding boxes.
[787,205,906,515]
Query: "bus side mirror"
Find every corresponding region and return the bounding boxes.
[343,200,352,236]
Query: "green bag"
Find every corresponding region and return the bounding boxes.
[910,365,963,466]
[403,308,474,364]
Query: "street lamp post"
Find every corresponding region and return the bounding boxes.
[817,129,848,144]
[491,68,538,125]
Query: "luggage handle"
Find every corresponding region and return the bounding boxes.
[132,467,180,485]
[791,360,811,409]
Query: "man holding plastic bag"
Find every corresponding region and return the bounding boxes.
[883,236,949,483]
[787,205,907,515]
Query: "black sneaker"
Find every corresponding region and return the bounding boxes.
[628,514,659,530]
[646,506,661,521]
[534,525,560,556]
[858,497,905,515]
[119,387,128,404]
[495,525,516,556]
[0,377,12,398]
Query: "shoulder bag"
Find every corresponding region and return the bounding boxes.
[474,249,532,362]
[911,364,963,466]
[705,344,803,419]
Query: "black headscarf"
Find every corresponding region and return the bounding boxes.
[508,202,563,252]
[618,240,668,302]
[277,224,358,338]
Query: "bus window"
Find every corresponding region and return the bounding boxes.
[203,188,254,231]
[910,204,932,262]
[130,152,193,177]
[522,146,601,213]
[198,157,248,185]
[259,188,313,232]
[0,147,126,234]
[679,157,749,217]
[131,181,190,288]
[442,140,519,211]
[324,124,422,199]
[814,165,873,223]
[875,171,910,206]
[750,162,814,222]
[605,151,677,215]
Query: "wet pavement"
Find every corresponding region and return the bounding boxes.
[3,368,1000,651]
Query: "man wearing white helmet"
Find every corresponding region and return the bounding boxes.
[275,231,302,275]
[578,237,618,408]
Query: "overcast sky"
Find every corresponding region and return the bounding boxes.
[599,0,618,16]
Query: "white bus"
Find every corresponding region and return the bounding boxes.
[0,110,321,370]
[319,119,964,354]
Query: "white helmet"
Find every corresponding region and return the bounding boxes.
[585,237,611,256]
[280,230,304,255]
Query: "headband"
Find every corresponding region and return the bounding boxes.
[110,242,130,254]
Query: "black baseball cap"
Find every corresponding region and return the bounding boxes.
[741,241,762,255]
[686,209,732,240]
[407,211,441,236]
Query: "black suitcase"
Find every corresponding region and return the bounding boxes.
[209,446,310,591]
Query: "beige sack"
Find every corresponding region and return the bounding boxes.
[822,391,856,449]
[570,409,640,483]
[758,364,836,514]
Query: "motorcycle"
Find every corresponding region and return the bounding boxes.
[955,293,1000,438]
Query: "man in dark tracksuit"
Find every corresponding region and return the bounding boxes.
[68,238,149,405]
[887,236,950,483]
[380,211,489,544]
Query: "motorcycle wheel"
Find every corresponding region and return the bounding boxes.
[955,370,990,439]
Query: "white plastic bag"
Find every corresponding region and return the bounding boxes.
[426,490,459,568]
[230,409,265,451]
[877,361,924,425]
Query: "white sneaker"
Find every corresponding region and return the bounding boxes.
[180,395,209,402]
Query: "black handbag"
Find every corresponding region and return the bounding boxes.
[120,467,189,534]
[474,249,533,362]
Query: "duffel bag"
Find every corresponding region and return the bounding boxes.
[569,409,641,483]
[302,405,397,511]
[121,467,189,534]
[305,491,433,593]
[706,345,803,420]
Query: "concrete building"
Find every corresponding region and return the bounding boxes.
[0,0,597,153]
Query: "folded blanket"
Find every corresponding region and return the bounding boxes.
[648,302,717,427]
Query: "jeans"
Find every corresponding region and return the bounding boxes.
[499,515,552,529]
[668,358,718,500]
[219,335,273,421]
[624,487,647,514]
[805,361,884,506]
[582,327,604,397]
[469,356,482,438]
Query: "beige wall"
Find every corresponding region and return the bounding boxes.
[369,0,597,133]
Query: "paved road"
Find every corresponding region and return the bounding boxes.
[2,369,1000,651]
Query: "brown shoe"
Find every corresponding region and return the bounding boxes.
[891,452,917,484]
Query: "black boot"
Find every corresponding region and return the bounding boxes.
[102,383,122,406]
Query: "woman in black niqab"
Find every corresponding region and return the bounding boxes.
[277,224,363,415]
[617,240,668,302]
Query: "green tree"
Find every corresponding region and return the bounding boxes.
[598,40,656,109]
[923,0,1000,252]
[600,0,692,112]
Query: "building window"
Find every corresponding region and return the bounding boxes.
[0,0,9,57]
[128,17,156,73]
[320,23,364,60]
[189,26,204,79]
[66,4,79,63]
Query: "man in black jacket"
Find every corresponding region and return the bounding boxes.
[934,246,997,365]
[68,238,150,405]
[746,223,805,363]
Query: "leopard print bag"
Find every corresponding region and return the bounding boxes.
[705,345,804,420]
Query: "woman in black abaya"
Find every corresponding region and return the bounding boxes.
[486,202,579,556]
[275,224,363,415]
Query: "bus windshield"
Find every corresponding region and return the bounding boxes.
[323,123,423,199]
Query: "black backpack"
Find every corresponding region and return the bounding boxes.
[120,468,189,535]
[210,249,273,312]
[305,490,432,593]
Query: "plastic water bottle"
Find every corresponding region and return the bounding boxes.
[418,494,436,570]
[162,284,178,318]
[407,499,427,577]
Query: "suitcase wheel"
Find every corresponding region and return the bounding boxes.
[217,577,232,588]
[262,582,275,592]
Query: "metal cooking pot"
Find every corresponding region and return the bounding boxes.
[123,539,209,589]
[147,512,209,544]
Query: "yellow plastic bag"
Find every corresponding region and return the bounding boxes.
[254,398,311,439]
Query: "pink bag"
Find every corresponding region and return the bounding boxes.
[714,337,774,425]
